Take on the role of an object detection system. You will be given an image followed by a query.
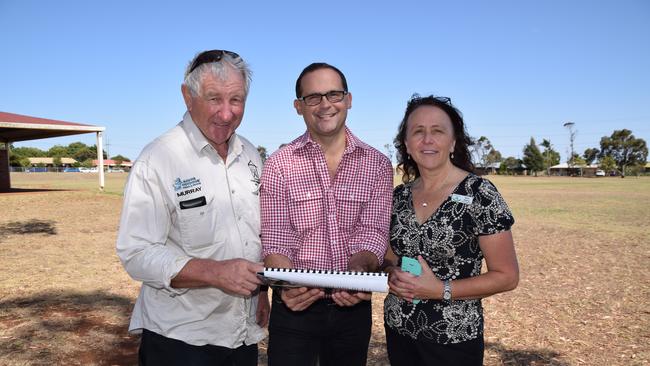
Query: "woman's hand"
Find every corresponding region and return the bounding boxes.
[388,256,443,302]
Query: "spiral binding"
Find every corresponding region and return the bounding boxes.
[263,267,388,277]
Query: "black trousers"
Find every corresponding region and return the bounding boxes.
[139,328,258,366]
[267,291,372,366]
[385,326,484,366]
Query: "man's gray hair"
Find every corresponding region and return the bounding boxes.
[183,52,252,97]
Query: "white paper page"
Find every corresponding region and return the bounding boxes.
[261,268,389,293]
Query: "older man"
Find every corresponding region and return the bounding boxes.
[261,62,393,366]
[116,50,268,366]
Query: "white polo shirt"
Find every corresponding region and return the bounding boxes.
[116,112,265,347]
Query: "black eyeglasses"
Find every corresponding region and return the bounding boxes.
[298,90,348,106]
[188,50,240,74]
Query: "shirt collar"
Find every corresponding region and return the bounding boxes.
[181,111,243,159]
[294,127,371,155]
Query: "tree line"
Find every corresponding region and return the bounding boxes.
[471,129,647,177]
[7,142,130,168]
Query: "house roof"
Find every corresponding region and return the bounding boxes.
[0,111,105,142]
[92,159,133,167]
[550,163,599,169]
[28,157,78,165]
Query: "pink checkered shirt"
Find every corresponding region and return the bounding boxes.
[260,128,393,271]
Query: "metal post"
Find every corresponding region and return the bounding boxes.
[96,131,105,191]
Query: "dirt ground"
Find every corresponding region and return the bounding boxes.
[0,173,648,365]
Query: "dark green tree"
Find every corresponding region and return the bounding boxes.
[499,156,523,175]
[10,146,46,158]
[599,129,648,177]
[48,145,69,158]
[583,148,600,165]
[599,155,616,173]
[110,154,131,162]
[73,147,96,162]
[53,156,63,167]
[522,137,544,176]
[539,139,560,175]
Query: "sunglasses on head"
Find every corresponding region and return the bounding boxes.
[188,50,240,74]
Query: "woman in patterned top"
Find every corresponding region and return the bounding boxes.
[383,95,519,366]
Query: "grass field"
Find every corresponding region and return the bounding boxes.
[1,173,649,365]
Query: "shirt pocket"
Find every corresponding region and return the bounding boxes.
[335,185,373,230]
[288,189,323,232]
[178,196,219,255]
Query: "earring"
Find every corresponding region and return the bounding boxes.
[450,152,454,159]
[407,154,411,160]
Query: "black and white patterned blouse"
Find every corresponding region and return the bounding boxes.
[384,173,514,344]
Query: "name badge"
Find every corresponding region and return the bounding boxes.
[451,194,473,205]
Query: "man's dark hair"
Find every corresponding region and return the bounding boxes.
[295,62,348,98]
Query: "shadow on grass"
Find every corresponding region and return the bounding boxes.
[487,341,568,365]
[0,291,138,366]
[0,188,72,194]
[0,219,57,239]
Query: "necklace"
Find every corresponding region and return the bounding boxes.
[416,168,452,208]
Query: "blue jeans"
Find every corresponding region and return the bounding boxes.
[267,290,372,366]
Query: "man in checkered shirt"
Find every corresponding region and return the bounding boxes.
[260,63,393,366]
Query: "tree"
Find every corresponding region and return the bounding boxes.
[499,156,522,175]
[81,159,94,168]
[53,156,62,167]
[111,154,131,162]
[599,129,648,177]
[540,139,560,175]
[67,142,89,154]
[19,157,31,168]
[48,145,69,158]
[571,154,586,166]
[484,149,502,174]
[583,148,600,165]
[522,137,544,176]
[257,146,267,162]
[73,147,96,162]
[10,146,46,159]
[111,154,130,167]
[469,136,492,167]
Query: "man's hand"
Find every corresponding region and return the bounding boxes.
[280,287,324,311]
[171,258,263,297]
[211,259,264,296]
[331,250,376,306]
[331,289,371,307]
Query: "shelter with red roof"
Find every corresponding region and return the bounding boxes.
[0,111,106,191]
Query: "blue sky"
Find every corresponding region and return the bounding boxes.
[1,0,648,163]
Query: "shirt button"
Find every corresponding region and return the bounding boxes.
[238,216,242,221]
[231,189,235,194]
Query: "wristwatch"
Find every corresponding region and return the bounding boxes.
[443,280,452,302]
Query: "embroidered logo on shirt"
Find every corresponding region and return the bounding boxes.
[173,177,202,197]
[248,160,260,195]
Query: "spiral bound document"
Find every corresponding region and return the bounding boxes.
[259,268,389,293]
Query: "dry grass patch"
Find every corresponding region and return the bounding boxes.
[1,173,649,365]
